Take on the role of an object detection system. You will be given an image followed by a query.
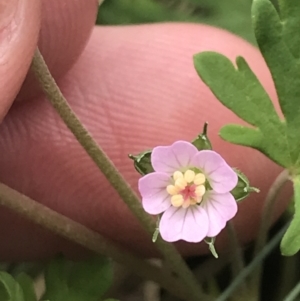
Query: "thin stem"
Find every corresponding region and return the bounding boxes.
[31,49,207,301]
[226,221,248,299]
[283,281,300,301]
[250,169,290,292]
[227,221,245,275]
[0,182,187,300]
[216,222,289,301]
[276,255,299,300]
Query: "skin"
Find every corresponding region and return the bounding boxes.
[0,0,290,260]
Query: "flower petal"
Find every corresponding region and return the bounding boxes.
[152,141,198,174]
[191,150,237,193]
[201,192,238,237]
[138,172,172,214]
[159,206,209,242]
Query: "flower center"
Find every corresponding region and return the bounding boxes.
[166,169,206,208]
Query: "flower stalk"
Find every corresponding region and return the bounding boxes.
[250,169,290,296]
[31,48,207,301]
[0,182,187,300]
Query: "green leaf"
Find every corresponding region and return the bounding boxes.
[279,0,300,58]
[68,256,112,299]
[0,277,10,301]
[152,216,160,243]
[204,237,218,258]
[253,0,300,164]
[0,272,25,301]
[43,255,113,301]
[192,122,212,150]
[220,125,265,153]
[129,150,154,176]
[193,52,290,167]
[231,169,260,202]
[194,53,279,128]
[281,176,300,256]
[15,274,37,301]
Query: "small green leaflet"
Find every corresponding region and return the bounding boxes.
[152,217,161,243]
[0,271,36,301]
[129,150,154,176]
[191,122,212,151]
[231,169,259,202]
[204,237,219,258]
[194,0,300,255]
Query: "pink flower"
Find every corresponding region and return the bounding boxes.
[138,141,238,243]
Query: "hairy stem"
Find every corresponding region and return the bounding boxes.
[250,169,290,295]
[31,48,207,301]
[0,182,187,300]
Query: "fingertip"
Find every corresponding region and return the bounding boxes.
[16,0,99,101]
[0,0,41,121]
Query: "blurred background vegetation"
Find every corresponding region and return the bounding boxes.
[96,0,278,45]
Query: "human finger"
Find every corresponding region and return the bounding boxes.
[0,23,289,259]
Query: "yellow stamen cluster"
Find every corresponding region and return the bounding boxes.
[166,169,206,208]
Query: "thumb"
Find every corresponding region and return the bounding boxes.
[0,0,41,122]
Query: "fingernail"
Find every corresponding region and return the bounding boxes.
[0,0,19,33]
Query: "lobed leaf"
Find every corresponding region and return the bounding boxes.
[253,0,300,164]
[193,53,280,128]
[194,52,290,167]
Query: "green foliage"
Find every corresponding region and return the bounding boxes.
[97,0,256,44]
[194,52,290,168]
[191,122,212,150]
[0,271,36,301]
[43,255,113,301]
[281,176,300,255]
[0,256,115,301]
[129,151,154,175]
[0,272,20,301]
[253,0,300,165]
[193,0,300,255]
[231,169,259,202]
[15,274,37,301]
